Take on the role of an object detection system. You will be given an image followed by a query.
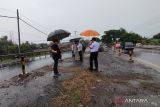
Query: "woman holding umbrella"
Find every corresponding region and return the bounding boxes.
[49,38,61,77]
[48,29,70,77]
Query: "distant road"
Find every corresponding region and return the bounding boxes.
[136,45,160,50]
[134,48,160,71]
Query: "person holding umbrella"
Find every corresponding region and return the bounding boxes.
[47,29,70,77]
[89,37,100,71]
[80,29,100,71]
[49,38,61,77]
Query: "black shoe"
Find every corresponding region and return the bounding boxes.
[57,73,61,76]
[53,75,58,78]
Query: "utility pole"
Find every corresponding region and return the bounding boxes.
[74,31,77,37]
[17,9,26,75]
[17,9,21,54]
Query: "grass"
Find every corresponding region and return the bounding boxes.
[1,58,15,63]
[139,80,160,91]
[51,68,101,107]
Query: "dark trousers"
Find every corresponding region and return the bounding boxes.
[53,58,59,75]
[90,52,98,70]
[78,51,83,62]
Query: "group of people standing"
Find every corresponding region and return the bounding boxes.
[49,37,100,77]
[71,40,86,62]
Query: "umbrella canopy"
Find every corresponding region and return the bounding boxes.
[69,37,81,42]
[80,30,100,37]
[47,29,70,41]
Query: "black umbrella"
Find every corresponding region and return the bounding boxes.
[47,29,70,41]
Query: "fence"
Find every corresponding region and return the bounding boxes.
[0,50,50,68]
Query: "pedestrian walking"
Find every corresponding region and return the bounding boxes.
[89,37,100,71]
[115,42,121,56]
[49,38,61,77]
[77,40,83,62]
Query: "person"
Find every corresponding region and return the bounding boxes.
[58,43,63,60]
[77,40,83,62]
[71,42,78,60]
[115,41,121,56]
[49,38,61,77]
[21,55,26,74]
[71,42,75,59]
[74,41,79,60]
[81,40,86,53]
[89,37,100,71]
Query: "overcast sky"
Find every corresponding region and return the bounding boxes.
[0,0,160,43]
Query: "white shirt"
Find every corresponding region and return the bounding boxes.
[77,43,82,52]
[89,41,100,52]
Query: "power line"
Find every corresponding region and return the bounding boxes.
[0,8,50,32]
[19,18,48,36]
[0,14,16,19]
[19,13,50,32]
[0,13,48,36]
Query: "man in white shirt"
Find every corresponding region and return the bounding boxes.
[89,37,100,71]
[77,41,83,62]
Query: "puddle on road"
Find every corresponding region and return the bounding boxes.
[0,70,75,107]
[0,52,72,81]
[0,59,80,107]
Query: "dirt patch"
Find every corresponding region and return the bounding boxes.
[0,65,52,88]
[0,66,82,89]
[9,65,52,85]
[50,70,154,107]
[59,67,82,73]
[51,70,103,107]
[0,65,81,107]
[139,80,160,92]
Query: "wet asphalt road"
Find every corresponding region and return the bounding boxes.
[0,49,160,107]
[83,50,160,107]
[0,52,72,81]
[0,59,80,107]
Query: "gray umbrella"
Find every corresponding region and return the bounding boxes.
[47,29,70,41]
[69,37,81,42]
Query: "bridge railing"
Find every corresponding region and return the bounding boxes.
[0,50,50,65]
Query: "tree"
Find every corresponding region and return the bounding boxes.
[20,41,32,53]
[96,38,101,42]
[153,33,160,39]
[30,43,37,51]
[0,36,9,54]
[101,28,142,45]
[1,36,8,41]
[0,35,48,55]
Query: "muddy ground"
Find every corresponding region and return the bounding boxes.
[83,50,160,107]
[0,50,160,107]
